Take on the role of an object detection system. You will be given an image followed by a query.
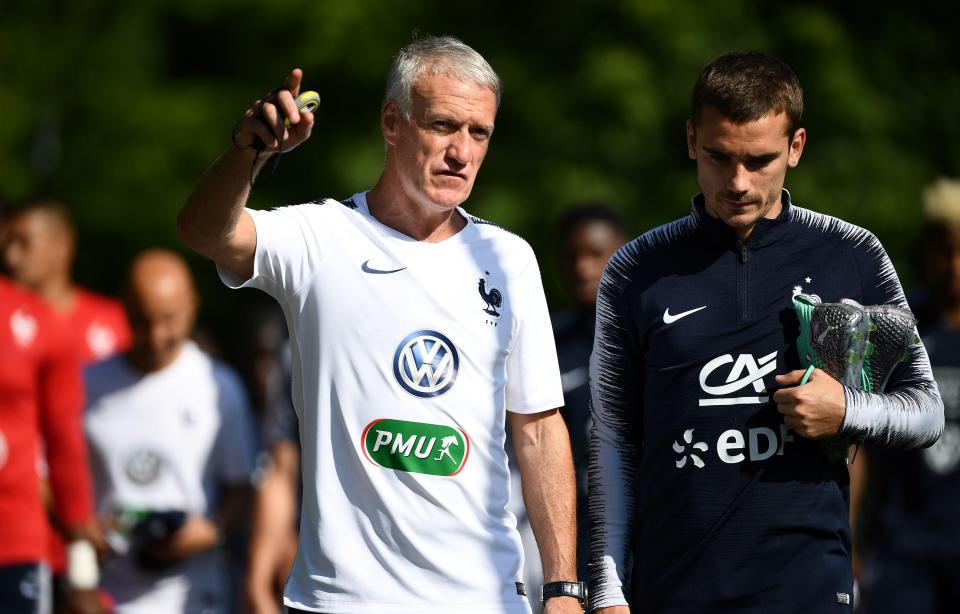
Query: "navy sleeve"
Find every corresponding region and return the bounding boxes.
[588,243,646,610]
[840,232,944,449]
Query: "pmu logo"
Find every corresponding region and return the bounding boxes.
[699,351,777,406]
[361,419,470,476]
[393,330,460,398]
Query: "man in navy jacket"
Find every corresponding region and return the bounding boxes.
[588,51,944,614]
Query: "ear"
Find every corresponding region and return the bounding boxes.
[685,119,697,160]
[381,99,400,146]
[787,127,806,167]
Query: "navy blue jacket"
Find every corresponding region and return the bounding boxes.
[588,192,943,613]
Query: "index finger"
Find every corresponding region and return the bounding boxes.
[286,68,303,98]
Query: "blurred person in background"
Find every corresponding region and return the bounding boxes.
[856,178,960,613]
[178,36,581,613]
[508,203,627,612]
[0,240,103,611]
[2,196,132,613]
[2,197,131,362]
[223,297,300,614]
[246,389,299,614]
[83,250,255,613]
[552,204,627,581]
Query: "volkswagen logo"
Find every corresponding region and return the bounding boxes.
[393,330,459,398]
[124,448,163,485]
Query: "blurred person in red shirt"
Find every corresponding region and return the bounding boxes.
[3,197,131,610]
[0,274,104,613]
[2,197,131,363]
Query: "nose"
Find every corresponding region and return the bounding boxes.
[728,163,750,194]
[147,322,170,354]
[574,253,596,281]
[445,128,472,166]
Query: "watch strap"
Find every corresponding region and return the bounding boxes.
[540,580,587,604]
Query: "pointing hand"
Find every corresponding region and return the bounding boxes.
[233,68,315,153]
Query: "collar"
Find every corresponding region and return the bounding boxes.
[690,189,794,250]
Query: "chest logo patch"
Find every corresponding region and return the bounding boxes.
[663,305,707,324]
[361,419,470,476]
[124,448,164,485]
[699,351,777,406]
[10,308,37,348]
[478,272,503,317]
[673,429,708,468]
[361,259,406,275]
[394,330,459,398]
[86,320,118,358]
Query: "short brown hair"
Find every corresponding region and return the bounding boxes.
[691,51,804,136]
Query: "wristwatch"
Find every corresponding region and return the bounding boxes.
[540,581,587,606]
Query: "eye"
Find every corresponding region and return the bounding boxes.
[708,151,728,163]
[470,128,491,141]
[745,156,777,172]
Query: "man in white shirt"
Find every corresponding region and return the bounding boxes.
[84,250,256,613]
[177,36,582,614]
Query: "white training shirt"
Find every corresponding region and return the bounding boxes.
[218,192,564,613]
[84,341,256,614]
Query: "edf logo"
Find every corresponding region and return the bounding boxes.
[674,426,795,469]
[393,330,460,398]
[699,351,777,406]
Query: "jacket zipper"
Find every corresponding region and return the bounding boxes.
[737,242,749,322]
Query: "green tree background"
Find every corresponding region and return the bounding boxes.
[3,0,958,338]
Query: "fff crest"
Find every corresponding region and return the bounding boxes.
[393,330,460,398]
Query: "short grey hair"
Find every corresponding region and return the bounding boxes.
[385,36,502,119]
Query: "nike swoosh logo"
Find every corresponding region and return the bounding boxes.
[361,260,407,275]
[663,305,707,324]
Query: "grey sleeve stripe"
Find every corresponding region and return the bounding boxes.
[588,244,643,610]
[842,336,945,449]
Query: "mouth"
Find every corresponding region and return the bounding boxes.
[437,170,467,181]
[719,198,759,209]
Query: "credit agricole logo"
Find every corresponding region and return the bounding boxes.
[361,419,470,476]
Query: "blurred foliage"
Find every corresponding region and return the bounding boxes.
[2,0,958,339]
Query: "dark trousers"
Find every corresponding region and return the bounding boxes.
[0,563,49,614]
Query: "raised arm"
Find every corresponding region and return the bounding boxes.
[176,68,315,280]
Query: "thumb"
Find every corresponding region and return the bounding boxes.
[775,369,809,386]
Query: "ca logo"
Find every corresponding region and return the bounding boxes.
[393,330,460,398]
[699,351,777,406]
